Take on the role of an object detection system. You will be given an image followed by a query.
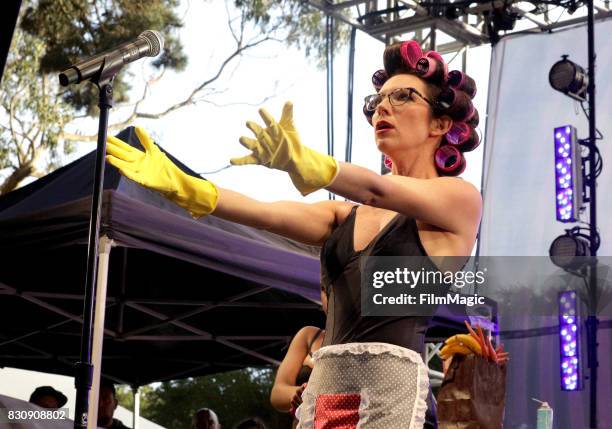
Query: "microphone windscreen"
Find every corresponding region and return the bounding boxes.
[139,30,164,56]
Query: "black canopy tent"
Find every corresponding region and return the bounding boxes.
[0,127,471,396]
[0,127,328,388]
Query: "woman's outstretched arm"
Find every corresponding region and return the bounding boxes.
[105,126,350,246]
[326,162,482,238]
[213,188,349,246]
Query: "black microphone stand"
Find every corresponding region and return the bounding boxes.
[70,64,115,429]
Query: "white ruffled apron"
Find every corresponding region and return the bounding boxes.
[295,342,429,429]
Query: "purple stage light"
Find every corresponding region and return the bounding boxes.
[554,126,582,222]
[559,290,582,391]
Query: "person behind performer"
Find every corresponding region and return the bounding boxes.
[234,417,267,429]
[98,379,130,429]
[193,407,221,429]
[29,386,68,409]
[270,285,327,416]
[105,39,481,428]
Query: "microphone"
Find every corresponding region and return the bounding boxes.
[59,30,164,86]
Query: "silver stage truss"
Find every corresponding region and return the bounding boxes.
[308,0,612,56]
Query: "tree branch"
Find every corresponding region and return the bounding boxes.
[0,124,27,139]
[60,132,100,143]
[28,128,42,161]
[194,93,277,108]
[225,0,241,45]
[60,6,283,142]
[0,160,35,195]
[8,93,24,165]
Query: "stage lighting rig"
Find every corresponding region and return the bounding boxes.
[492,6,519,31]
[553,126,583,223]
[549,55,588,101]
[559,290,582,391]
[545,2,600,425]
[484,6,519,44]
[549,228,592,270]
[445,5,461,20]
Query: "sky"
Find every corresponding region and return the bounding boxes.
[63,0,492,204]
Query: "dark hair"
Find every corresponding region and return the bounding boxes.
[99,379,117,398]
[366,40,480,176]
[29,386,68,408]
[235,417,267,429]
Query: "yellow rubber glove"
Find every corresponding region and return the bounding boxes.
[105,126,218,218]
[231,102,339,196]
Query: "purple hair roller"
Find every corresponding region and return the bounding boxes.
[459,129,480,152]
[448,70,477,99]
[465,108,479,127]
[372,69,388,91]
[435,144,466,175]
[436,88,473,122]
[415,57,434,77]
[445,122,471,146]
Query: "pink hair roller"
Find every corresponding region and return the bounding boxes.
[415,57,447,84]
[399,40,423,69]
[424,51,449,81]
[435,144,466,175]
[424,50,444,62]
[384,155,393,170]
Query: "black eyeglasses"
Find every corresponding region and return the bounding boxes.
[364,87,434,112]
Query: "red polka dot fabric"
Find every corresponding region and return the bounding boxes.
[314,393,361,429]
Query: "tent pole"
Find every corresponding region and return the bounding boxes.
[87,235,113,429]
[74,79,114,429]
[132,386,140,429]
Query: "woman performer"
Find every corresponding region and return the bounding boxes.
[270,285,326,426]
[105,40,482,428]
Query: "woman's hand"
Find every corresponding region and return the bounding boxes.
[106,126,218,218]
[290,383,307,410]
[232,102,339,195]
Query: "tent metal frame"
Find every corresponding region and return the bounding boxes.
[0,232,316,390]
[0,283,298,362]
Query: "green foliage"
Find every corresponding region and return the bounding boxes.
[0,27,72,178]
[116,384,155,414]
[234,0,350,67]
[19,0,187,115]
[136,368,292,429]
